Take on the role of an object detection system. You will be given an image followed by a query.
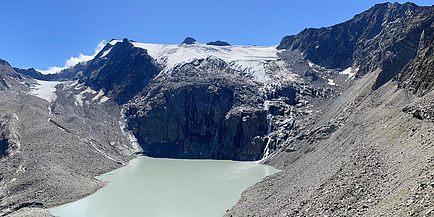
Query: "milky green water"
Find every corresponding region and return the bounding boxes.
[48,156,280,217]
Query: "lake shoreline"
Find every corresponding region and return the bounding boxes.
[46,156,280,217]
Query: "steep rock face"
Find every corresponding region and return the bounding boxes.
[277,3,434,90]
[79,41,299,161]
[0,122,9,158]
[398,26,434,95]
[0,58,31,92]
[81,38,160,104]
[0,59,10,90]
[12,68,45,80]
[126,57,268,160]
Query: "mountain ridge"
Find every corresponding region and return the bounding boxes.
[1,2,434,216]
[277,2,434,91]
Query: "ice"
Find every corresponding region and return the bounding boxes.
[132,42,278,82]
[30,80,66,102]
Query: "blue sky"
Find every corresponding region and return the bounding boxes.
[1,0,432,72]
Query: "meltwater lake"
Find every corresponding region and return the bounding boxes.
[48,156,280,217]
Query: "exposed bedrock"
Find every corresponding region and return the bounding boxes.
[126,58,271,160]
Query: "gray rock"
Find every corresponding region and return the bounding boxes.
[181,37,197,45]
[126,57,269,160]
[80,38,160,104]
[2,3,434,217]
[277,3,434,91]
[206,40,231,46]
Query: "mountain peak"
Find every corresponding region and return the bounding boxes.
[206,40,231,46]
[181,37,197,45]
[0,58,11,67]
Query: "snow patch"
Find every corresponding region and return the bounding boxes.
[99,96,109,104]
[109,40,121,45]
[75,94,84,107]
[132,42,278,82]
[69,80,79,87]
[101,47,112,58]
[92,90,105,101]
[74,83,84,90]
[339,67,357,80]
[328,79,336,86]
[80,87,97,95]
[30,80,66,102]
[308,62,315,68]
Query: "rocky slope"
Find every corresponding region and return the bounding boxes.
[227,2,434,216]
[0,59,140,216]
[278,2,434,90]
[0,2,433,217]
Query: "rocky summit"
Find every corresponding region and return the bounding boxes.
[1,2,434,216]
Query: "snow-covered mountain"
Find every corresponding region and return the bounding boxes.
[1,2,434,217]
[99,38,293,83]
[74,37,308,160]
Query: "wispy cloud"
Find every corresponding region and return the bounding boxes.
[37,40,106,74]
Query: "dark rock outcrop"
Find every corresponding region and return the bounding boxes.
[12,68,45,80]
[126,57,268,160]
[0,58,31,92]
[278,3,434,90]
[181,37,197,45]
[0,122,8,158]
[398,26,434,95]
[80,38,160,104]
[76,39,275,161]
[206,40,231,46]
[14,61,89,82]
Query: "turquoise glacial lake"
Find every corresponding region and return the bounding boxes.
[48,156,280,217]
